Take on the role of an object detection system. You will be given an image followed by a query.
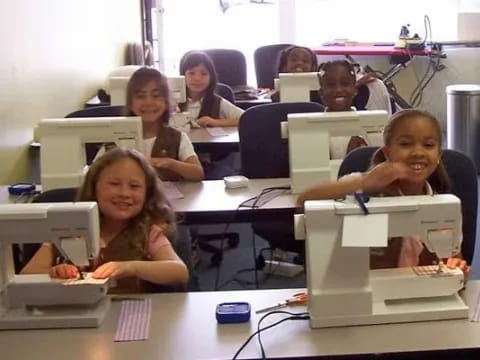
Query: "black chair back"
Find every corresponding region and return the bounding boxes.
[215,82,235,103]
[65,106,126,164]
[338,147,478,264]
[65,105,125,118]
[254,43,293,89]
[239,102,324,178]
[203,49,247,87]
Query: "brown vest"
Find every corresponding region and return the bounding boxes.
[96,224,155,294]
[150,126,182,181]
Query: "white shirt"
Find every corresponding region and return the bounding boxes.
[94,132,196,162]
[365,79,392,115]
[184,97,244,123]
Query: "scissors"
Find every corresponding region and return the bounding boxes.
[255,292,308,314]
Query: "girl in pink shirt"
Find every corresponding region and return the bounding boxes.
[23,148,188,293]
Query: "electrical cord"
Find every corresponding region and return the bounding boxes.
[213,185,291,290]
[409,15,446,107]
[216,247,280,290]
[231,310,310,360]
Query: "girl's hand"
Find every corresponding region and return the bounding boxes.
[346,136,367,154]
[446,257,470,275]
[362,162,410,193]
[92,261,136,279]
[50,264,79,279]
[197,116,218,127]
[356,73,378,87]
[151,157,173,169]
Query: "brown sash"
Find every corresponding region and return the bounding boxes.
[97,224,155,293]
[150,126,182,181]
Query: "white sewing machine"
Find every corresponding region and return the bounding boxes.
[109,72,190,130]
[282,110,387,193]
[0,202,110,330]
[295,194,468,328]
[276,72,320,102]
[38,116,142,190]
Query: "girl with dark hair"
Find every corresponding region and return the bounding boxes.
[276,45,318,74]
[297,109,468,271]
[273,46,391,115]
[22,148,189,293]
[179,51,243,127]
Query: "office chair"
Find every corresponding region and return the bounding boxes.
[338,146,478,264]
[254,43,293,89]
[188,82,239,266]
[239,102,324,258]
[65,105,125,164]
[215,82,235,103]
[65,105,125,118]
[203,49,247,88]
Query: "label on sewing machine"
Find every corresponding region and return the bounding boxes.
[60,272,109,285]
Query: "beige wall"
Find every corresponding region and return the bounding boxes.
[0,0,142,184]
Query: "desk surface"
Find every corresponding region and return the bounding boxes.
[1,284,479,360]
[185,126,239,153]
[188,126,238,145]
[313,45,432,56]
[0,179,296,223]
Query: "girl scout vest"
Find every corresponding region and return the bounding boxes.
[150,125,182,181]
[96,224,155,293]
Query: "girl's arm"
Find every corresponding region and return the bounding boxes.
[296,173,364,206]
[346,136,368,154]
[296,161,411,206]
[92,246,189,285]
[92,225,189,285]
[197,116,239,127]
[151,155,204,181]
[197,98,244,127]
[131,244,189,285]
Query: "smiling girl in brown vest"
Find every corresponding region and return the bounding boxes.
[22,148,189,293]
[123,67,204,181]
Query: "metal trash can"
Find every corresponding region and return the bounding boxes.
[446,84,480,171]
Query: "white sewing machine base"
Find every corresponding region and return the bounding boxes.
[309,266,468,328]
[310,292,467,328]
[0,296,111,330]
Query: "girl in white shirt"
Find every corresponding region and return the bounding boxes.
[178,51,244,127]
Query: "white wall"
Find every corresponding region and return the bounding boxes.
[0,0,142,184]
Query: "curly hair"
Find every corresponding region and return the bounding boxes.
[371,109,451,193]
[125,67,171,126]
[78,147,177,241]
